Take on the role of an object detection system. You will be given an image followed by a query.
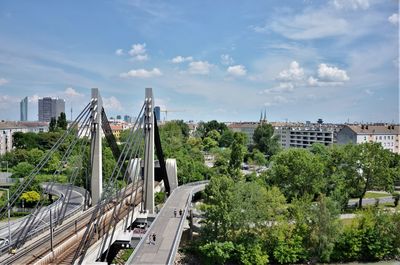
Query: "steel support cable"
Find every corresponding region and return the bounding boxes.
[0,103,91,218]
[56,111,93,224]
[74,125,144,265]
[73,104,145,263]
[99,127,145,260]
[125,128,144,231]
[84,117,145,262]
[12,108,93,247]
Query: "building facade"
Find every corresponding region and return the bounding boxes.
[337,124,399,153]
[20,97,28,121]
[228,122,259,145]
[38,97,65,122]
[272,122,342,149]
[0,121,49,155]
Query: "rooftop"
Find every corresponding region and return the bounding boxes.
[0,121,49,130]
[346,124,399,135]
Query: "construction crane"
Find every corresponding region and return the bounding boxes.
[160,109,186,121]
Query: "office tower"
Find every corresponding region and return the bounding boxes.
[154,106,161,122]
[116,115,122,120]
[20,97,28,121]
[38,97,65,122]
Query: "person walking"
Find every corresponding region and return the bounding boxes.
[179,209,183,216]
[152,233,156,244]
[174,208,177,217]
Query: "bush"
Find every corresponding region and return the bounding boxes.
[155,191,166,205]
[199,241,235,265]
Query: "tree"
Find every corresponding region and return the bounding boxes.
[12,162,34,179]
[20,191,41,207]
[219,129,234,147]
[56,112,68,130]
[27,148,44,165]
[229,132,247,179]
[49,117,57,132]
[197,120,228,139]
[267,148,325,201]
[252,123,280,157]
[343,143,394,208]
[12,132,39,149]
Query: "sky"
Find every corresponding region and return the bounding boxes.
[0,0,398,123]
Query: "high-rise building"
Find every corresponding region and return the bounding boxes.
[20,97,28,121]
[123,115,131,123]
[154,106,161,122]
[116,115,122,120]
[38,97,65,122]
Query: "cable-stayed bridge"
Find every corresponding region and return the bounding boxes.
[0,88,206,265]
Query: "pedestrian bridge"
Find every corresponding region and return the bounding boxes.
[126,181,208,265]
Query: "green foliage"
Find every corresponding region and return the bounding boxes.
[342,142,394,208]
[202,137,218,151]
[252,123,280,157]
[332,225,363,261]
[49,117,57,132]
[198,241,235,265]
[159,121,208,185]
[267,148,325,201]
[20,191,40,207]
[197,120,228,139]
[229,132,247,176]
[12,162,34,178]
[26,148,45,165]
[12,132,40,150]
[235,242,269,265]
[219,129,234,147]
[56,112,68,130]
[155,191,166,205]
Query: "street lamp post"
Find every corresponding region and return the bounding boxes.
[0,188,11,252]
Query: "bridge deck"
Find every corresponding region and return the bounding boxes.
[128,182,207,265]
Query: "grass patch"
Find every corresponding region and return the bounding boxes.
[340,218,357,227]
[363,192,390,199]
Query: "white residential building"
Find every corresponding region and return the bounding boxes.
[0,121,48,155]
[337,124,399,153]
[272,122,342,149]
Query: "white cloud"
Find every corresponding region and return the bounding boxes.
[221,54,234,65]
[227,65,247,76]
[365,89,374,95]
[264,95,290,106]
[317,63,349,82]
[270,10,349,40]
[171,56,193,63]
[115,49,124,56]
[0,78,9,86]
[277,61,305,82]
[307,64,349,86]
[120,68,162,78]
[332,0,370,10]
[64,87,84,98]
[264,82,295,93]
[388,13,399,25]
[188,61,212,75]
[103,96,123,111]
[129,43,148,61]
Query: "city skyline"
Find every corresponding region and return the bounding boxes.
[0,1,398,123]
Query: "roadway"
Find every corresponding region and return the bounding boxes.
[127,181,208,265]
[0,183,86,252]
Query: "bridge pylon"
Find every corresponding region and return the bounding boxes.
[143,88,155,214]
[91,88,103,204]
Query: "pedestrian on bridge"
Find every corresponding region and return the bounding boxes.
[174,208,177,217]
[152,233,156,244]
[179,209,183,216]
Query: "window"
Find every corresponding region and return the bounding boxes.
[379,136,382,140]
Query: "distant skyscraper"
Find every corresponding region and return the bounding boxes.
[38,97,65,122]
[20,97,28,121]
[154,106,161,122]
[116,115,122,120]
[123,115,131,123]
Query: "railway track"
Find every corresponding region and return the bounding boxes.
[0,182,147,265]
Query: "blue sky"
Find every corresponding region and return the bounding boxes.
[0,0,398,123]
